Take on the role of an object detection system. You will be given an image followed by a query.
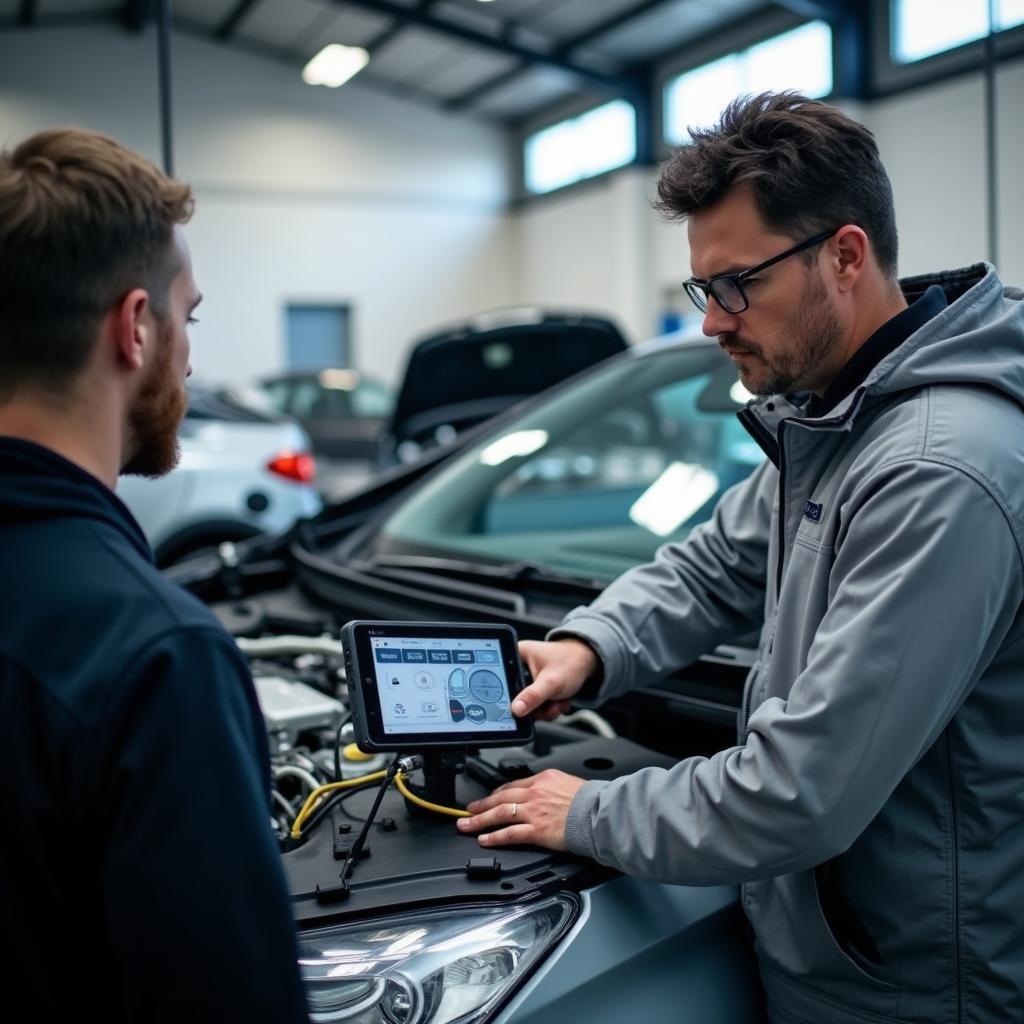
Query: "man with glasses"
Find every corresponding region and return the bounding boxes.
[461,93,1024,1022]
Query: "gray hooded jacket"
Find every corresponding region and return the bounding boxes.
[555,264,1024,1024]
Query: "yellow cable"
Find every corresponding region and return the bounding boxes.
[394,772,470,818]
[342,743,376,762]
[290,770,389,839]
[290,766,471,840]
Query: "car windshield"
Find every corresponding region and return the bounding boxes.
[361,341,765,582]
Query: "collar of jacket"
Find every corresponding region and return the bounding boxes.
[738,391,865,467]
[736,262,995,467]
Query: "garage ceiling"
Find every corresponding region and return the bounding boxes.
[0,0,840,123]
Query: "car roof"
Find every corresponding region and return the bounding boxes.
[185,384,289,424]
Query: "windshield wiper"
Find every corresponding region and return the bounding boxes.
[365,553,601,590]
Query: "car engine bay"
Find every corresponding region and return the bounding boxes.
[187,540,759,1023]
[241,631,679,922]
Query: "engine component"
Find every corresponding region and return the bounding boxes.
[255,674,345,749]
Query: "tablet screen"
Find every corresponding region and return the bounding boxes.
[370,634,518,737]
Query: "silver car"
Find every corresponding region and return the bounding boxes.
[118,385,322,566]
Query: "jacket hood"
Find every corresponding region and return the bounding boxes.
[0,438,151,561]
[868,263,1024,408]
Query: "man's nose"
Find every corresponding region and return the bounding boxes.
[701,299,741,338]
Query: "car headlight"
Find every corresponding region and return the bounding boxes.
[298,894,576,1023]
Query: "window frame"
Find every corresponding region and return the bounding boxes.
[651,7,831,159]
[514,8,834,203]
[518,97,640,200]
[870,0,1024,98]
[514,1,1024,205]
[659,16,837,149]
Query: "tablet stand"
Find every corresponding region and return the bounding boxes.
[402,750,467,819]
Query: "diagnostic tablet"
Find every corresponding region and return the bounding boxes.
[342,620,534,752]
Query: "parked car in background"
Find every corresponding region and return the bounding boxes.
[259,368,394,464]
[171,333,767,1023]
[118,384,322,566]
[380,309,629,466]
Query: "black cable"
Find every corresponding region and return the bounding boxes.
[300,779,378,835]
[332,786,374,824]
[340,762,399,880]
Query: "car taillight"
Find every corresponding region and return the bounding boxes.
[267,450,316,484]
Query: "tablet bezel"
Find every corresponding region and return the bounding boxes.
[342,620,534,751]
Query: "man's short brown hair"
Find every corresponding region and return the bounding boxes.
[0,128,194,399]
[655,92,899,278]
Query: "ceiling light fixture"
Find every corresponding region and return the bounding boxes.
[302,44,370,88]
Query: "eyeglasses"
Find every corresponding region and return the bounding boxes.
[682,228,838,315]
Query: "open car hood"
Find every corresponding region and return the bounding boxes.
[387,310,628,451]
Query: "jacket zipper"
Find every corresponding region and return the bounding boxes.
[944,731,962,1022]
[740,665,756,738]
[770,408,855,598]
[775,421,787,598]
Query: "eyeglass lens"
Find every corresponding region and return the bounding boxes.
[685,277,746,314]
[710,277,746,314]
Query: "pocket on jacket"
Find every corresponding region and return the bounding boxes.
[749,872,902,1005]
[810,864,899,993]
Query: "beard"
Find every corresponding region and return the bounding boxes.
[722,271,845,397]
[120,321,187,478]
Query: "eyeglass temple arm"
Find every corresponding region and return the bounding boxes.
[736,228,838,280]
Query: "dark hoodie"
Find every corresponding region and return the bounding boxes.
[0,438,309,1022]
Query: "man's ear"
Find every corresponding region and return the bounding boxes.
[112,288,153,370]
[830,225,869,294]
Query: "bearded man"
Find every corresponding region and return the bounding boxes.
[460,93,1024,1024]
[0,128,309,1022]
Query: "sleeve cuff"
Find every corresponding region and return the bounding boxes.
[547,614,635,702]
[563,779,610,859]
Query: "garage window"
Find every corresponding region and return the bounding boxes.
[663,21,833,145]
[524,99,637,195]
[893,0,1024,63]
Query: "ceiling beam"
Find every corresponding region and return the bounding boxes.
[16,0,39,27]
[332,0,638,95]
[554,0,678,56]
[363,0,438,55]
[770,0,841,21]
[444,0,674,113]
[443,63,523,113]
[214,0,260,42]
[121,0,151,33]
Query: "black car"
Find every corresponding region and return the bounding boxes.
[173,333,765,1024]
[260,368,394,464]
[380,309,629,466]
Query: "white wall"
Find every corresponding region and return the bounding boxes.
[512,168,657,344]
[0,25,516,385]
[865,61,1024,282]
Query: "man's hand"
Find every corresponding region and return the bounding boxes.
[514,638,599,721]
[457,770,585,851]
